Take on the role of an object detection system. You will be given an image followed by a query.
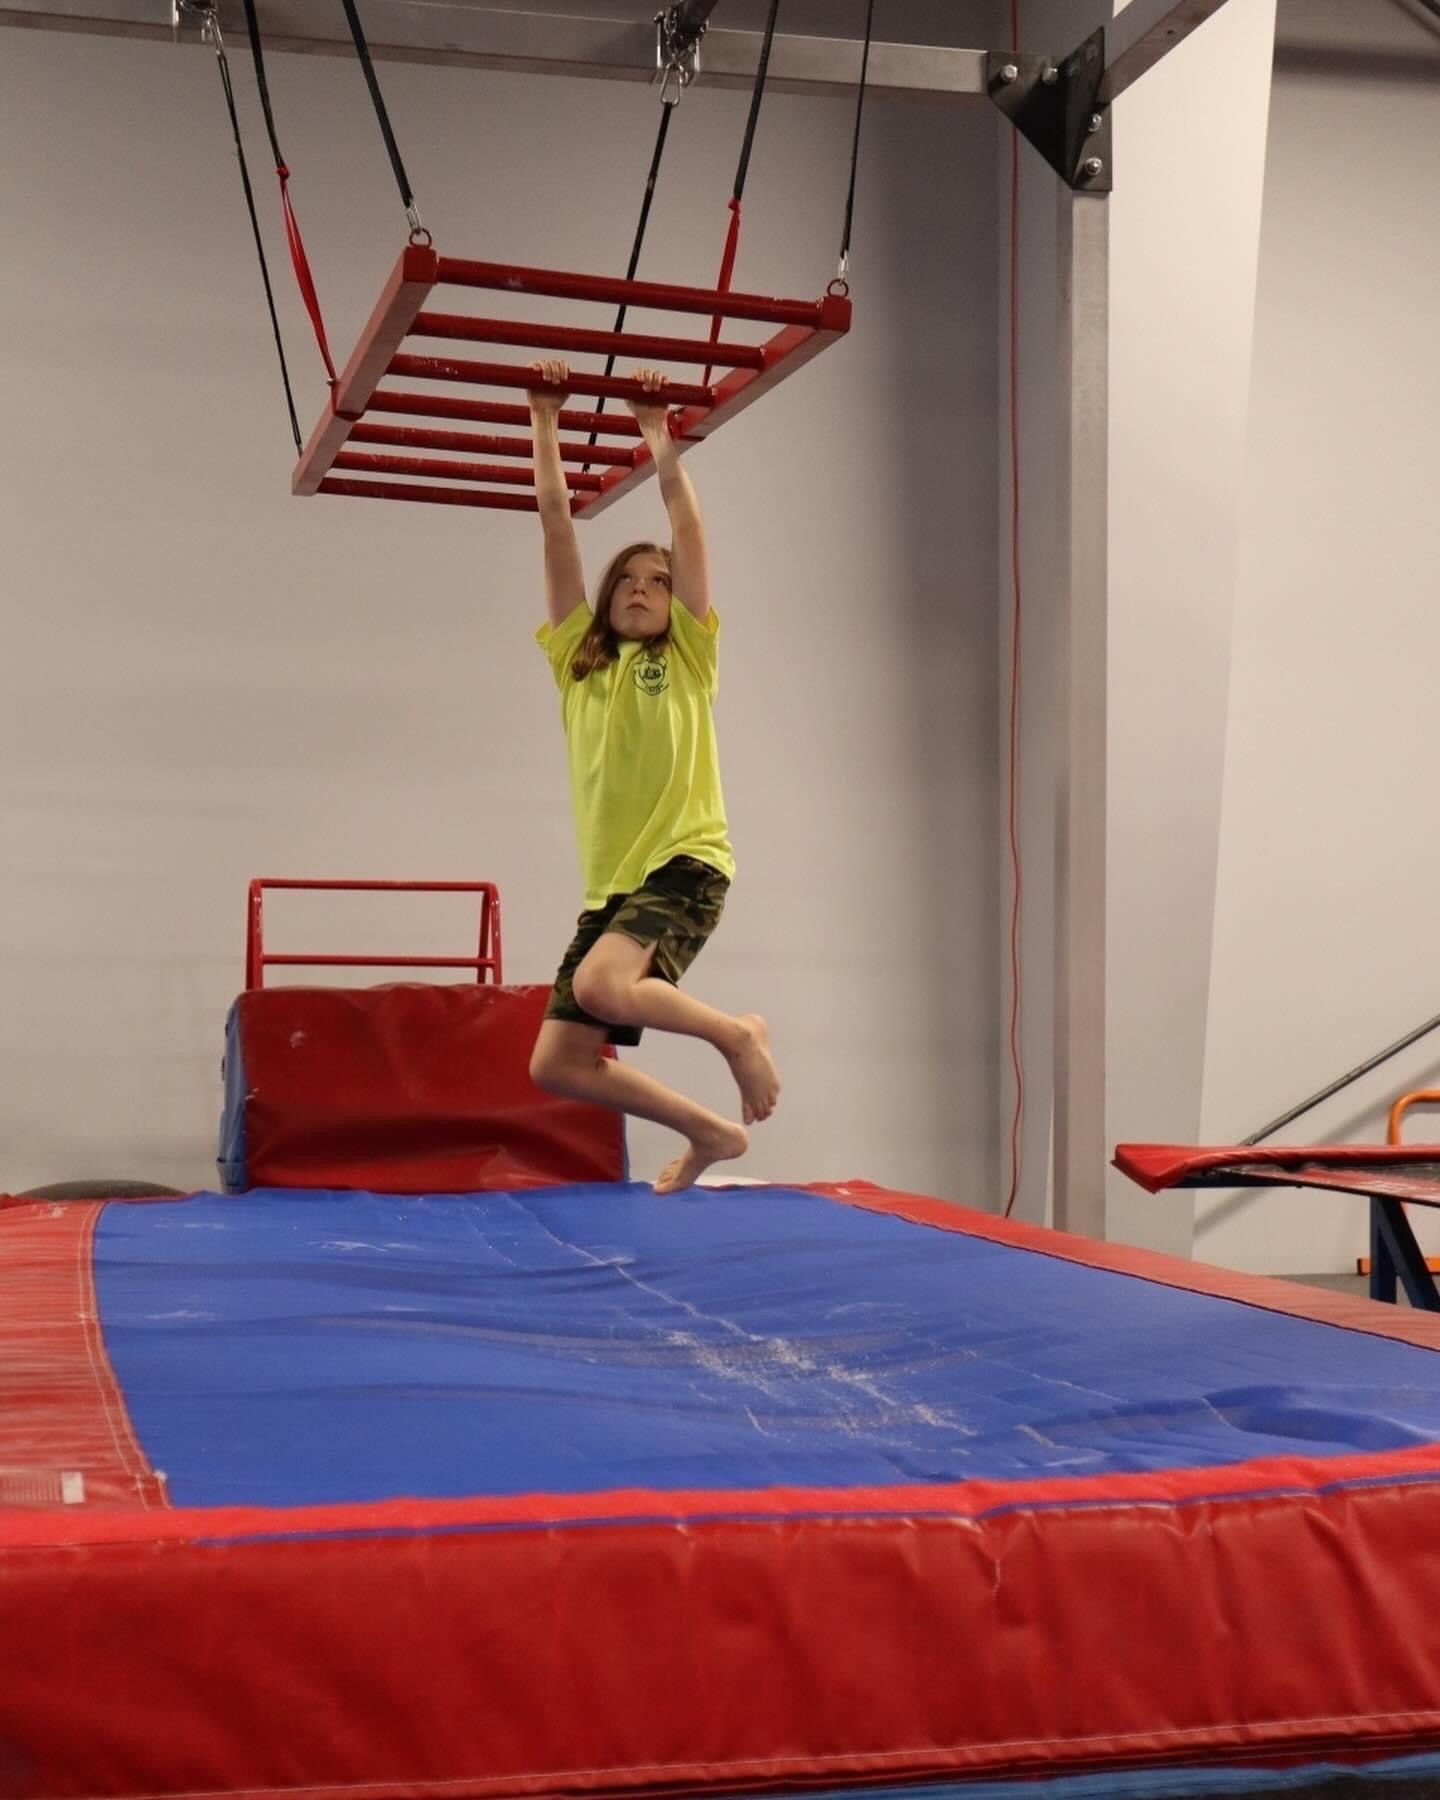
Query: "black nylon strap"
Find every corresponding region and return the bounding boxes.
[731,0,781,202]
[671,0,724,40]
[582,102,677,465]
[615,101,675,313]
[838,0,877,274]
[240,0,287,170]
[340,0,419,217]
[213,18,302,452]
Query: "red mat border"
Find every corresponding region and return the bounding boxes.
[0,1199,168,1511]
[807,1178,1440,1349]
[4,1456,1440,1794]
[5,1185,1440,1795]
[4,1179,1440,1548]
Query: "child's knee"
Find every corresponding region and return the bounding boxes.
[571,964,629,1023]
[530,1040,575,1094]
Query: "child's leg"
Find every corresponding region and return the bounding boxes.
[530,1020,748,1194]
[570,933,781,1125]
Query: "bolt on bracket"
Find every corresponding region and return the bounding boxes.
[986,28,1114,194]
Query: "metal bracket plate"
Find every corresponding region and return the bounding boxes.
[986,29,1114,193]
[655,2,707,97]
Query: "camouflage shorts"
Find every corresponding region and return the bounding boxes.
[545,855,730,1047]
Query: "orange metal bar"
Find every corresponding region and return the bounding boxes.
[1357,1089,1440,1277]
[1388,1090,1440,1145]
[1358,1255,1440,1274]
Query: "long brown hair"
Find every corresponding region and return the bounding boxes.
[571,542,672,680]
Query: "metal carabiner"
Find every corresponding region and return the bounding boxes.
[654,5,702,103]
[172,0,215,42]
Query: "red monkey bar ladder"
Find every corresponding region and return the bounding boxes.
[292,245,851,517]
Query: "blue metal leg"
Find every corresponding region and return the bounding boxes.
[1371,1195,1439,1310]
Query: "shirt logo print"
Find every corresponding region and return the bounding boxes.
[632,654,670,697]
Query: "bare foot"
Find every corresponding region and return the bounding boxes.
[654,1118,749,1196]
[725,1015,780,1125]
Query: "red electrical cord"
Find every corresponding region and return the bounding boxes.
[1003,0,1024,1219]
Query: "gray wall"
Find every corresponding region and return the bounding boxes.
[1104,0,1277,1254]
[1001,0,1277,1252]
[1199,2,1440,1271]
[0,25,1002,1200]
[997,0,1439,1272]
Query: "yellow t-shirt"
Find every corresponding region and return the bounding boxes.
[536,600,736,909]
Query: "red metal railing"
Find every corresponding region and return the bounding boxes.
[407,314,770,370]
[245,879,503,992]
[292,244,851,518]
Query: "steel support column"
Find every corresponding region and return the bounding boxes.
[1052,186,1109,1239]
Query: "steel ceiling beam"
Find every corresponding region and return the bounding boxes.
[0,3,990,100]
[1097,0,1237,104]
[1,2,1248,105]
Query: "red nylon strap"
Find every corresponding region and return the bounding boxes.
[277,168,339,390]
[702,198,744,390]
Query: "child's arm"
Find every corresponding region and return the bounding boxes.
[627,369,711,624]
[527,360,587,628]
